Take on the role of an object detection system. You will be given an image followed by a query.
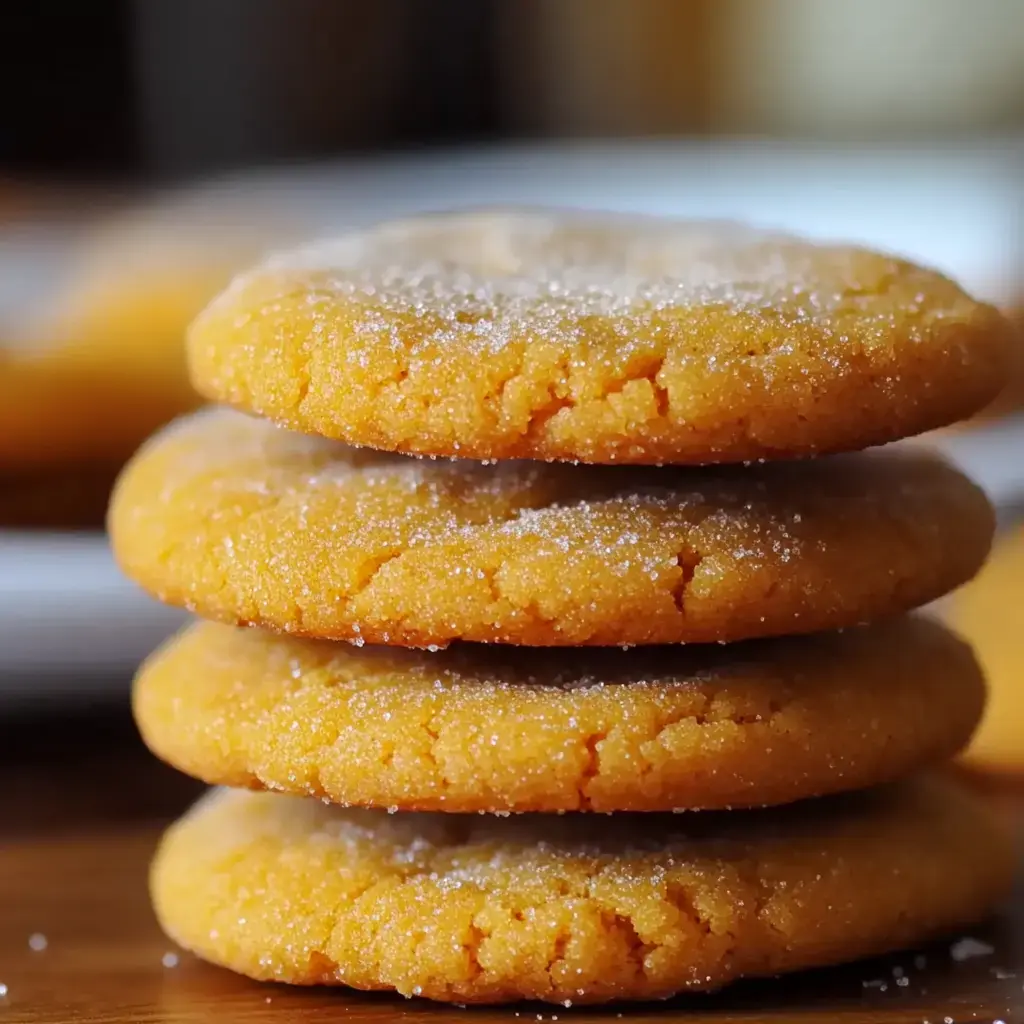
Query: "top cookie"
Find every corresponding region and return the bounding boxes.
[188,209,1010,464]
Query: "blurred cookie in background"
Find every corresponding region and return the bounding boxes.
[0,195,299,527]
[0,203,286,473]
[946,523,1024,777]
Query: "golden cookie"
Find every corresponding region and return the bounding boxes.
[2,272,212,470]
[152,775,1013,1004]
[945,525,1024,775]
[135,617,983,813]
[110,408,993,647]
[187,210,1011,465]
[0,206,287,470]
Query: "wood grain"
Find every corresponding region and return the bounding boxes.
[0,703,1021,1023]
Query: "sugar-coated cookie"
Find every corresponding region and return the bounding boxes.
[109,408,993,647]
[151,775,1014,1004]
[135,617,983,812]
[188,210,1011,464]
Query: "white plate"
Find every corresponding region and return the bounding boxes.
[928,416,1024,512]
[0,533,186,701]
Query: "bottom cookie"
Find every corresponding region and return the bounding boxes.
[151,775,1013,1005]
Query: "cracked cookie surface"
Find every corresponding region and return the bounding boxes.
[187,209,1011,465]
[151,774,1013,1004]
[109,408,993,646]
[135,617,983,812]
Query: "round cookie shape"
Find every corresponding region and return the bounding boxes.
[151,775,1014,1004]
[109,408,994,647]
[187,209,1011,464]
[135,617,984,813]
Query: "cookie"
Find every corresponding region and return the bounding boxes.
[2,266,212,470]
[151,775,1013,1004]
[109,408,993,647]
[135,616,983,813]
[0,205,289,470]
[187,209,1011,465]
[945,525,1024,775]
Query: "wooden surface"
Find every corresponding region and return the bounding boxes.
[0,702,1022,1024]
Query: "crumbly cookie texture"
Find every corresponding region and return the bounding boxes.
[151,775,1014,1004]
[946,525,1024,774]
[109,408,993,647]
[135,617,983,812]
[187,210,1011,464]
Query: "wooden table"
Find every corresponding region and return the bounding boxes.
[1,701,1021,1024]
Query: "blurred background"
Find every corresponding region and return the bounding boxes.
[0,0,1021,781]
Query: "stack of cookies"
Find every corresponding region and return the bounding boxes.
[110,211,1016,1006]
